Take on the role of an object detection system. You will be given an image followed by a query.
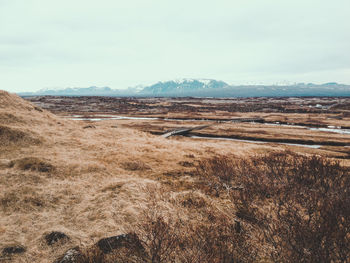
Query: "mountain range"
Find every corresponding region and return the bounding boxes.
[18,79,350,97]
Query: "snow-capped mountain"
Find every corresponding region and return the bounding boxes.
[34,86,114,96]
[139,79,229,95]
[17,80,350,97]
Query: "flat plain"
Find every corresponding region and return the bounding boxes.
[28,96,350,160]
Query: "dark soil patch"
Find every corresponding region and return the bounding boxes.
[2,245,26,256]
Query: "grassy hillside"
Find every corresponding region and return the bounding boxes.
[0,91,349,262]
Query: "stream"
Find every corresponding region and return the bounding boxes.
[68,114,350,135]
[67,114,349,147]
[189,136,322,149]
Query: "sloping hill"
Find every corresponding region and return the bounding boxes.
[0,91,63,150]
[0,90,36,111]
[1,90,266,262]
[2,91,346,262]
[0,91,43,149]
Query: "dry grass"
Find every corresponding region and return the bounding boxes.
[0,113,23,125]
[122,161,151,171]
[0,187,51,213]
[9,157,54,173]
[0,91,349,262]
[0,126,40,147]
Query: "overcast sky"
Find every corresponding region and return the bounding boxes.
[1,0,350,92]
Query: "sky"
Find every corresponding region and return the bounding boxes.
[1,0,350,92]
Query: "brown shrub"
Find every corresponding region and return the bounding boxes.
[197,151,350,262]
[196,154,241,197]
[178,216,257,263]
[76,244,145,263]
[125,187,256,263]
[180,192,207,209]
[55,152,349,262]
[75,246,106,263]
[134,204,256,263]
[61,186,256,263]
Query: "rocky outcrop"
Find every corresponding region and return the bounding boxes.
[45,231,70,246]
[54,247,83,263]
[96,233,144,254]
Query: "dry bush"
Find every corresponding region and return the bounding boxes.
[53,152,349,262]
[176,211,257,263]
[131,187,179,263]
[75,246,106,263]
[180,192,207,209]
[9,157,54,173]
[259,153,350,262]
[62,239,145,263]
[136,213,178,263]
[196,154,241,197]
[123,187,256,263]
[197,151,350,262]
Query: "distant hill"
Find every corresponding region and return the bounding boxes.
[18,80,350,97]
[139,79,229,95]
[20,86,118,96]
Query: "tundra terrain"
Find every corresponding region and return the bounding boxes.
[0,92,349,262]
[27,96,350,159]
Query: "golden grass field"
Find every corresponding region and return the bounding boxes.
[1,91,349,262]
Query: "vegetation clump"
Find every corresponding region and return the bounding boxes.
[1,245,26,257]
[9,157,54,172]
[0,125,40,147]
[0,190,45,212]
[197,151,350,262]
[122,161,151,171]
[63,151,349,262]
[45,231,70,246]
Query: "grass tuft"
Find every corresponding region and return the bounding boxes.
[9,157,54,173]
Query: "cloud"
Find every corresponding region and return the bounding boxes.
[0,0,349,92]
